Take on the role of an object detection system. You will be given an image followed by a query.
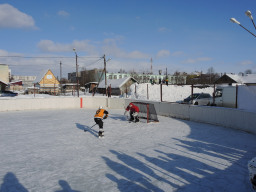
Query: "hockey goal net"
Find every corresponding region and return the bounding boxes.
[132,102,159,123]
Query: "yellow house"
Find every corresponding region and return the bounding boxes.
[35,69,60,94]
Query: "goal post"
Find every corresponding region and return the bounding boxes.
[132,102,159,123]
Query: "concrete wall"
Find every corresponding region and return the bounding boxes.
[0,96,255,135]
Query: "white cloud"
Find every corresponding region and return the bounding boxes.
[0,4,36,29]
[105,59,152,73]
[0,49,9,56]
[157,50,170,57]
[240,60,253,66]
[171,51,183,56]
[58,10,70,17]
[183,57,212,64]
[102,38,149,59]
[37,40,97,55]
[37,38,150,61]
[158,27,171,32]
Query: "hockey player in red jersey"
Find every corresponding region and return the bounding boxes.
[125,102,139,123]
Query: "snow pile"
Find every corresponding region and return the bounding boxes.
[128,83,256,113]
[129,84,214,102]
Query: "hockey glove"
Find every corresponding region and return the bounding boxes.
[103,116,107,119]
[133,112,138,117]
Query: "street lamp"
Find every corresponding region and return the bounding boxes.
[73,48,79,97]
[245,10,256,30]
[230,10,256,38]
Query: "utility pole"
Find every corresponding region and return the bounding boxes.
[60,61,62,81]
[73,48,79,97]
[60,61,62,94]
[104,54,107,96]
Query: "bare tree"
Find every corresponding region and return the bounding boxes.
[245,69,252,74]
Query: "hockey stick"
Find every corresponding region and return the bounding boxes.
[90,123,97,129]
[84,119,106,132]
[84,123,97,132]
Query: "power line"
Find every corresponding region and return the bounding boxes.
[0,55,102,59]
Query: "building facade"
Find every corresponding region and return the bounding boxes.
[106,72,186,84]
[12,75,37,89]
[0,64,10,83]
[69,69,187,86]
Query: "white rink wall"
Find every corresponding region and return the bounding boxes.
[0,97,79,111]
[0,96,255,134]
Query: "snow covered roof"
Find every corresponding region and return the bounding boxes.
[241,74,256,84]
[98,77,138,88]
[85,82,99,86]
[9,80,22,85]
[215,74,256,84]
[226,74,256,84]
[0,79,8,85]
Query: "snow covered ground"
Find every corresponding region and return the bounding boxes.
[1,108,256,192]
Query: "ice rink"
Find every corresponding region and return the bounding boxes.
[0,108,256,192]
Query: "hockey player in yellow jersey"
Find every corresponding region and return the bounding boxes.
[94,106,108,138]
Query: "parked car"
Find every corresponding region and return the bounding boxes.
[0,91,18,97]
[181,93,212,105]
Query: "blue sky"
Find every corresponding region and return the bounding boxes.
[0,0,256,77]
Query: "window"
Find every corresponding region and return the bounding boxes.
[215,90,222,97]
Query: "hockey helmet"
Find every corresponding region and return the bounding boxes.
[248,157,256,190]
[99,106,103,109]
[129,103,133,107]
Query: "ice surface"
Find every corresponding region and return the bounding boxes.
[0,109,256,191]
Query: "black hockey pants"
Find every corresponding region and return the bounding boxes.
[94,118,103,128]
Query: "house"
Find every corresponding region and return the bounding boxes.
[61,83,79,94]
[0,80,8,92]
[214,73,256,86]
[97,77,138,95]
[34,69,60,94]
[84,82,99,93]
[9,80,23,91]
[12,75,36,90]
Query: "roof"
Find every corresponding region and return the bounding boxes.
[84,82,99,86]
[98,77,138,88]
[241,74,256,84]
[33,70,49,83]
[0,79,8,85]
[215,74,256,84]
[33,69,60,84]
[9,80,23,85]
